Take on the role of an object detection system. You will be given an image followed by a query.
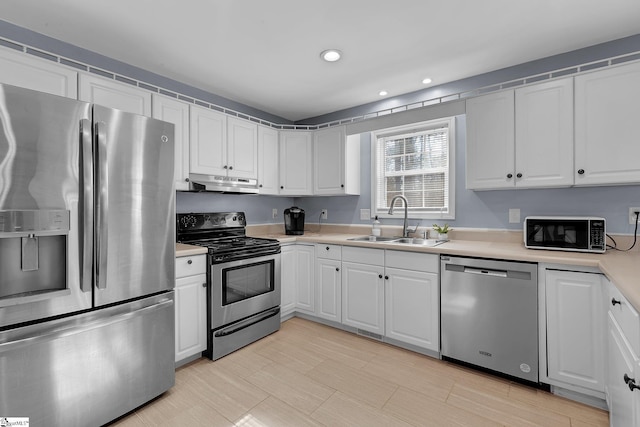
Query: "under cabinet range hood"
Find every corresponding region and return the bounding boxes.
[189,173,260,194]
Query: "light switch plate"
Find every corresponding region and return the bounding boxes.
[509,208,520,224]
[360,209,371,220]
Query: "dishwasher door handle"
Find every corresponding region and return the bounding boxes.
[462,266,508,277]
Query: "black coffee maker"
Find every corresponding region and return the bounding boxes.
[284,206,305,235]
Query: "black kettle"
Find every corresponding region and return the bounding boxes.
[284,206,305,235]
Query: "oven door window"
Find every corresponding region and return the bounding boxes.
[222,259,275,305]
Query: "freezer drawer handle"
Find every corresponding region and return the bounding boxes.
[0,298,173,352]
[214,307,280,337]
[463,266,508,278]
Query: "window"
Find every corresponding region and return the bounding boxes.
[371,117,455,219]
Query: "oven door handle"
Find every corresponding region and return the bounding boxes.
[214,307,280,337]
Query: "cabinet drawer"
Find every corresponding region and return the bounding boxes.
[342,246,384,265]
[176,255,207,279]
[385,250,439,273]
[316,244,342,260]
[609,281,640,356]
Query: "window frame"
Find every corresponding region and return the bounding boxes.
[370,117,456,220]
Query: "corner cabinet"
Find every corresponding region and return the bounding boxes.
[175,255,207,365]
[575,61,640,186]
[313,126,360,195]
[0,47,77,98]
[279,131,313,196]
[280,245,297,317]
[279,244,315,318]
[544,269,605,396]
[152,95,190,191]
[78,73,151,116]
[466,77,573,190]
[257,125,280,194]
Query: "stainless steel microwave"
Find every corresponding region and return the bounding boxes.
[524,216,606,253]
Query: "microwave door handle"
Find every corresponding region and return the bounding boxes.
[95,121,108,290]
[79,119,93,292]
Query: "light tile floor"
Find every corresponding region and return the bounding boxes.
[111,317,609,426]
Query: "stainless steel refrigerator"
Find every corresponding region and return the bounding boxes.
[0,83,175,425]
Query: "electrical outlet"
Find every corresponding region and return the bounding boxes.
[272,208,278,219]
[629,207,640,224]
[321,209,328,220]
[509,208,520,224]
[360,209,371,220]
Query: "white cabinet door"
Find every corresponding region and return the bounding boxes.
[280,245,297,317]
[189,105,227,176]
[575,61,640,186]
[258,126,280,194]
[296,244,315,314]
[78,74,151,115]
[515,78,574,188]
[607,313,639,427]
[279,131,313,195]
[152,94,190,191]
[314,126,345,195]
[175,273,207,363]
[466,90,515,190]
[385,267,439,351]
[0,47,77,98]
[316,258,342,323]
[546,270,605,392]
[341,261,385,335]
[227,117,257,179]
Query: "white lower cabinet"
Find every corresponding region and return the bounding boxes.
[385,250,439,352]
[295,244,316,314]
[280,245,297,317]
[175,255,207,364]
[606,278,640,426]
[280,244,315,317]
[545,269,605,394]
[316,244,342,323]
[341,247,385,335]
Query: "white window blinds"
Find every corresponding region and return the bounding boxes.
[372,118,455,219]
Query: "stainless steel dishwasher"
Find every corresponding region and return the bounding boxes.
[440,255,538,383]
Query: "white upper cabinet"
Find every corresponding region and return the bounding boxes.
[0,48,77,98]
[575,61,640,186]
[313,126,360,195]
[189,105,227,176]
[279,131,313,196]
[78,73,151,115]
[466,90,515,190]
[227,116,258,179]
[258,125,279,194]
[515,78,574,188]
[466,77,573,190]
[152,95,190,191]
[189,106,258,179]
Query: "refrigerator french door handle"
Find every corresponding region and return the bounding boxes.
[79,119,93,292]
[95,121,109,290]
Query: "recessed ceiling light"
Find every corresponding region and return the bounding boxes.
[422,77,432,84]
[379,90,388,96]
[320,49,342,62]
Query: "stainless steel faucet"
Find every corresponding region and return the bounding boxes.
[388,195,409,237]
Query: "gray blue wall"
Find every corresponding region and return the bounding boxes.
[1,19,638,234]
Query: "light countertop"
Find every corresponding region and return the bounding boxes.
[176,230,640,312]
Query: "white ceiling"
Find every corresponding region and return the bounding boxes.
[1,0,640,122]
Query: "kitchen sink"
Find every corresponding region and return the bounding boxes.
[391,237,444,247]
[346,236,445,247]
[347,235,399,242]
